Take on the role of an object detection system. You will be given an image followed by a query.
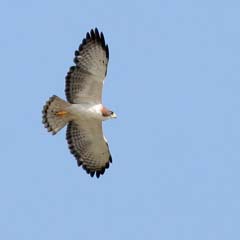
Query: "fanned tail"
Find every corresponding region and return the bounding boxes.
[42,95,71,135]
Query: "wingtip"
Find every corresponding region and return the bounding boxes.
[77,28,109,60]
[82,160,112,178]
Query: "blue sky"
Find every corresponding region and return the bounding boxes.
[1,0,240,239]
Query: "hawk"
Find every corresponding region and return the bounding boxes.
[42,28,116,178]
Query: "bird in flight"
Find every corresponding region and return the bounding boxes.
[42,28,116,178]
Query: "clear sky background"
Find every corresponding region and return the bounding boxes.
[1,0,240,239]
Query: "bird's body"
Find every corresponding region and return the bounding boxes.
[68,103,103,120]
[42,28,116,178]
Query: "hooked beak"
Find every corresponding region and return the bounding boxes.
[112,113,117,119]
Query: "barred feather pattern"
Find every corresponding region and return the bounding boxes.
[66,121,112,178]
[42,95,70,135]
[65,28,109,104]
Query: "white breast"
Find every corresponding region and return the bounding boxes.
[67,103,104,121]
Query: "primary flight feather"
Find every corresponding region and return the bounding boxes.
[42,28,116,178]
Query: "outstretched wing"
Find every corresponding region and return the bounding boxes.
[66,120,112,178]
[65,28,109,104]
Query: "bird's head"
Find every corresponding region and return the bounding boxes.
[101,107,117,120]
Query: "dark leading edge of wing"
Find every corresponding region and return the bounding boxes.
[65,28,109,103]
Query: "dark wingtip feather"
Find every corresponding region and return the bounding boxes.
[94,28,100,41]
[100,168,105,175]
[105,45,109,59]
[100,32,106,49]
[82,38,87,45]
[105,162,110,169]
[82,165,87,171]
[90,29,95,39]
[78,44,83,51]
[86,32,91,39]
[96,171,100,178]
[73,57,79,64]
[69,66,75,72]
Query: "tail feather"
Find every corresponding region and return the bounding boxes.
[42,95,71,135]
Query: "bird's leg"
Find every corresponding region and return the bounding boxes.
[55,111,68,117]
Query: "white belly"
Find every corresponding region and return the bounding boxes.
[67,103,104,121]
